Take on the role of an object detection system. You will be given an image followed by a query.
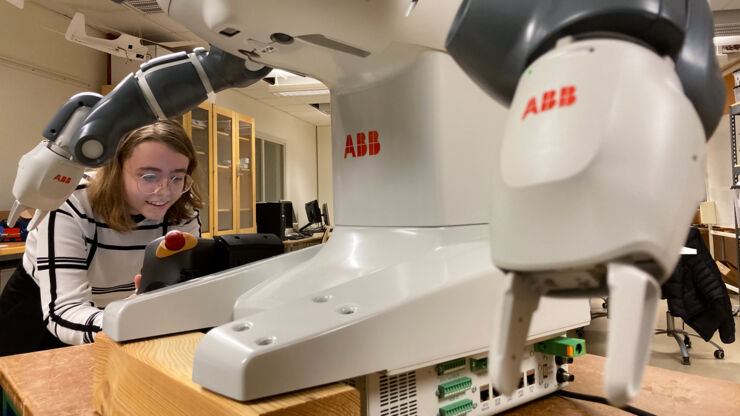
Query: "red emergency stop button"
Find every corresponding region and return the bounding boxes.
[155,230,197,258]
[164,230,186,250]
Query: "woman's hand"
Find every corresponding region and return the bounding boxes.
[127,274,142,299]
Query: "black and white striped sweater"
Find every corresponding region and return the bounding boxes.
[22,185,201,345]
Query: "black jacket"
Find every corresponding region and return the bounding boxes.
[661,227,735,344]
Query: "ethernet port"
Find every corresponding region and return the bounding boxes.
[480,384,490,402]
[492,386,500,397]
[518,374,524,389]
[526,369,535,386]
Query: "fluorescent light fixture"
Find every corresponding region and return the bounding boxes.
[715,35,740,46]
[274,89,330,96]
[266,69,324,86]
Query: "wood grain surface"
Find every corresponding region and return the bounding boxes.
[3,335,739,416]
[0,344,95,416]
[93,332,360,416]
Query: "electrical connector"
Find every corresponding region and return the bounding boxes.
[534,337,585,358]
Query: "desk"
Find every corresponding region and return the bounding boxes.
[0,344,95,416]
[2,344,738,415]
[0,243,25,259]
[0,333,359,416]
[282,234,323,253]
[539,354,740,415]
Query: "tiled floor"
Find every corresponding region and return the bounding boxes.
[575,297,740,384]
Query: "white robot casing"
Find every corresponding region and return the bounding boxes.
[492,38,706,275]
[101,0,594,404]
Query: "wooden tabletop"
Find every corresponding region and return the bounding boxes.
[0,242,25,258]
[0,344,95,416]
[2,344,739,415]
[513,353,740,415]
[282,234,323,246]
[93,332,359,416]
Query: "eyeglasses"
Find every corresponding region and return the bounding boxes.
[133,172,193,195]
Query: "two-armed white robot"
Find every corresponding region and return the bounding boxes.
[8,0,725,412]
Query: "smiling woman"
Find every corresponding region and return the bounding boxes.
[89,121,204,231]
[0,120,204,356]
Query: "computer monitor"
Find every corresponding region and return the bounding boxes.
[322,202,330,227]
[305,200,322,225]
[282,200,299,232]
[256,201,295,240]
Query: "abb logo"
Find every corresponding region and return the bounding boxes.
[53,174,72,184]
[344,130,380,159]
[521,85,577,120]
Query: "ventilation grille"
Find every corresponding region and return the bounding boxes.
[378,371,418,416]
[716,24,740,37]
[124,0,163,14]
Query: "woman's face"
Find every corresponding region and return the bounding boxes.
[122,141,189,220]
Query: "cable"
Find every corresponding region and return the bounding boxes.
[555,390,656,416]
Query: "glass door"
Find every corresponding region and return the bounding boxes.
[237,114,255,232]
[189,104,212,237]
[214,106,236,235]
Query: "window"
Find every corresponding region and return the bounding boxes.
[255,138,285,202]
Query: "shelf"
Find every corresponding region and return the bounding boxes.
[710,229,737,238]
[239,136,251,141]
[195,151,206,156]
[217,131,230,136]
[217,209,231,213]
[217,165,231,169]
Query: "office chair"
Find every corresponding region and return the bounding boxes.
[656,228,730,365]
[576,296,726,365]
[655,309,725,365]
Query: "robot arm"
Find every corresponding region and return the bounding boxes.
[446,0,724,137]
[446,0,723,407]
[8,46,271,228]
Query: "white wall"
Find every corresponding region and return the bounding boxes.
[317,125,334,226]
[706,114,735,228]
[0,1,107,209]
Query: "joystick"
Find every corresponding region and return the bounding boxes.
[137,231,221,294]
[136,232,285,294]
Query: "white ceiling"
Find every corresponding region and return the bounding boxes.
[16,0,740,126]
[709,0,740,10]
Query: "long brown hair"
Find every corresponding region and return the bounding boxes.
[87,120,204,232]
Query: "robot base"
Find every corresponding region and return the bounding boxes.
[104,225,589,401]
[353,345,571,416]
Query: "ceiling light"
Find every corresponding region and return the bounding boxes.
[714,35,740,46]
[274,89,330,97]
[265,69,325,87]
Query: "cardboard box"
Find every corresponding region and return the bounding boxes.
[699,201,717,225]
[716,260,739,291]
[691,209,701,225]
[703,230,740,270]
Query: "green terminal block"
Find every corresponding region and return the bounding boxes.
[437,377,472,399]
[470,357,488,373]
[439,398,474,416]
[534,337,586,357]
[435,357,467,375]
